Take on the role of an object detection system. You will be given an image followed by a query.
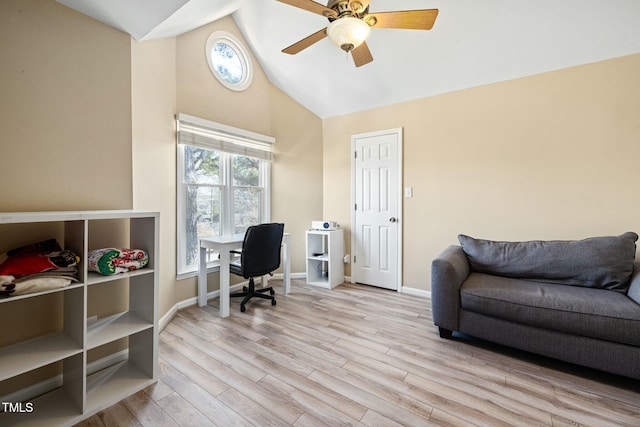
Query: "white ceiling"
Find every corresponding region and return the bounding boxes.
[56,0,640,118]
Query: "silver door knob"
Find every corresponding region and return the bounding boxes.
[389,217,397,223]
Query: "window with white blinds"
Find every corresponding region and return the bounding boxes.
[177,113,274,161]
[176,114,273,276]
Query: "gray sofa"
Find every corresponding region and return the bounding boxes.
[431,232,640,380]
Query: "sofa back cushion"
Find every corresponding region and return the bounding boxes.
[458,232,638,291]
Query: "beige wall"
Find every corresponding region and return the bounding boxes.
[270,87,324,278]
[0,0,133,212]
[0,0,133,335]
[0,0,134,395]
[131,37,178,317]
[323,53,640,292]
[176,17,272,134]
[174,16,324,302]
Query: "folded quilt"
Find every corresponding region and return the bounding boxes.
[88,248,149,275]
[1,277,72,296]
[0,250,79,278]
[0,239,80,297]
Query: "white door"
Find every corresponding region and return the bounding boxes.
[352,128,402,291]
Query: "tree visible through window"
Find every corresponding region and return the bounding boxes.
[178,146,269,275]
[183,146,221,269]
[232,156,261,234]
[177,114,273,277]
[211,41,244,85]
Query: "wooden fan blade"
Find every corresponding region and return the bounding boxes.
[352,41,373,67]
[366,9,439,30]
[277,0,337,18]
[282,28,328,55]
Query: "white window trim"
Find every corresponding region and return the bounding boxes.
[176,114,273,279]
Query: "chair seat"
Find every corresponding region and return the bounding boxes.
[228,223,284,312]
[229,260,242,276]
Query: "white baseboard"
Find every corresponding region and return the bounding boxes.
[400,286,431,298]
[272,272,306,280]
[343,276,430,298]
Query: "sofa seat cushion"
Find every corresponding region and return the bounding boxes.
[461,273,640,346]
[458,232,638,291]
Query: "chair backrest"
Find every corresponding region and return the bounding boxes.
[239,223,285,279]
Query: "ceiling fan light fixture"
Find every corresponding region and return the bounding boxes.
[326,17,370,52]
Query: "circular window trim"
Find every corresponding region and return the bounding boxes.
[205,31,253,92]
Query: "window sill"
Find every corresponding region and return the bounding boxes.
[176,262,220,281]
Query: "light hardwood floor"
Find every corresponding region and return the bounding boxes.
[78,280,639,426]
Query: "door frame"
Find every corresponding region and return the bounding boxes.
[351,127,403,292]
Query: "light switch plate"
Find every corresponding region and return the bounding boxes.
[404,187,413,198]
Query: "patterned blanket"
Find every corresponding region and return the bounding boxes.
[88,248,149,275]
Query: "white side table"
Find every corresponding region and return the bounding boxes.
[306,229,344,288]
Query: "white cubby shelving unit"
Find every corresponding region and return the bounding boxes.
[0,210,159,426]
[306,229,344,289]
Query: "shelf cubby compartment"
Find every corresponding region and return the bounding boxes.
[87,311,153,350]
[0,283,85,305]
[0,332,82,383]
[306,229,344,289]
[85,328,156,415]
[0,355,84,427]
[0,285,84,382]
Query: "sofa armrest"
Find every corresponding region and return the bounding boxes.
[431,245,470,334]
[627,262,640,305]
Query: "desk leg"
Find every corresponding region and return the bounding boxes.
[198,246,207,307]
[219,248,230,318]
[283,235,290,295]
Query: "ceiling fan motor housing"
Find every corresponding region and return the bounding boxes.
[327,0,367,19]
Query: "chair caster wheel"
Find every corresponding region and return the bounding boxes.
[243,286,248,292]
[271,299,276,306]
[270,289,275,295]
[240,305,246,312]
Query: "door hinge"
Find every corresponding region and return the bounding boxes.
[354,151,357,159]
[354,203,357,211]
[353,255,356,263]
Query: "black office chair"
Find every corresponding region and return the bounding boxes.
[229,223,284,312]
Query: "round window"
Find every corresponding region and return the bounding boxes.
[205,31,253,91]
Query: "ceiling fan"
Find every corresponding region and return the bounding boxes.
[277,0,439,67]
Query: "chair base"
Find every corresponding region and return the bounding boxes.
[230,277,276,312]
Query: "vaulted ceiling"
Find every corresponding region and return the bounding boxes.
[56,0,640,118]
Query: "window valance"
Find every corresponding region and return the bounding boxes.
[177,113,274,161]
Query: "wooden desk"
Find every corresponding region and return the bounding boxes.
[198,233,291,317]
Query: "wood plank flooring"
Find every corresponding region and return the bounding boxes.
[78,280,640,426]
